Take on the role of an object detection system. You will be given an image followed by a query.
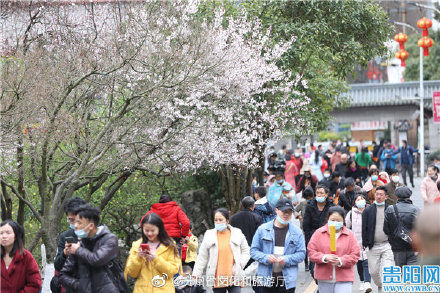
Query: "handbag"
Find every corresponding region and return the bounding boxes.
[392,204,413,245]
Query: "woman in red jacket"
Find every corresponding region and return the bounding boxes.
[1,220,41,293]
[307,206,360,293]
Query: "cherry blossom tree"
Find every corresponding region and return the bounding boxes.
[1,0,310,261]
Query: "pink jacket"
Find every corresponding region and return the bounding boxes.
[307,224,360,282]
[420,176,440,203]
[285,160,297,190]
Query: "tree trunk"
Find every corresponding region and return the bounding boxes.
[16,134,26,226]
[221,165,255,214]
[1,181,13,220]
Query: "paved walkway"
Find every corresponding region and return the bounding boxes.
[207,176,425,293]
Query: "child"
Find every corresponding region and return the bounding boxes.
[181,224,198,270]
[174,266,206,293]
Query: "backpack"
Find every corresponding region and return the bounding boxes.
[106,258,129,293]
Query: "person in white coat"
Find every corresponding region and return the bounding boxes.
[309,150,323,181]
[345,194,372,292]
[192,208,250,293]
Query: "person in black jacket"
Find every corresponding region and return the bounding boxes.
[384,186,419,266]
[338,177,368,214]
[361,186,394,291]
[59,204,126,293]
[334,154,349,177]
[302,184,335,278]
[345,160,363,185]
[51,197,86,293]
[230,196,263,247]
[230,196,262,270]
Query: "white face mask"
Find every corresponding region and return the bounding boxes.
[324,173,330,179]
[391,176,399,183]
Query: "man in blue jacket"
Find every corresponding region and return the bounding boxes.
[392,140,418,187]
[250,198,306,293]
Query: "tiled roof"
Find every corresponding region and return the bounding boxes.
[343,80,440,108]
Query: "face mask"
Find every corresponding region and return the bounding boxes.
[351,167,357,171]
[294,153,300,157]
[276,216,289,225]
[324,173,330,179]
[431,175,438,180]
[305,174,311,178]
[356,200,366,209]
[69,224,75,230]
[74,224,91,239]
[391,176,399,183]
[374,200,385,206]
[316,196,326,203]
[276,179,284,185]
[371,175,378,181]
[328,220,343,230]
[215,223,228,232]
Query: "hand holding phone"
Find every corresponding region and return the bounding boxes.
[65,236,76,244]
[140,243,150,252]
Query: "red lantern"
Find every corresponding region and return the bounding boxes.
[394,33,408,49]
[417,17,433,56]
[417,17,433,37]
[418,36,434,56]
[395,49,409,67]
[394,32,409,67]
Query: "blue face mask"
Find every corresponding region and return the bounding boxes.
[371,175,378,181]
[69,224,75,230]
[74,224,91,239]
[215,223,228,232]
[315,196,326,203]
[328,220,343,230]
[356,200,366,209]
[276,216,289,225]
[276,179,284,185]
[374,201,385,206]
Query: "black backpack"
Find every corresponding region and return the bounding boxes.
[106,258,129,293]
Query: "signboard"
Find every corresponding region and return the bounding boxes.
[434,91,440,124]
[351,121,387,131]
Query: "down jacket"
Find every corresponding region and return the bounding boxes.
[125,239,180,293]
[59,226,120,293]
[148,201,190,238]
[192,225,250,281]
[1,249,41,293]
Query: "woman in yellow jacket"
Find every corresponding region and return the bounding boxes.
[125,212,181,293]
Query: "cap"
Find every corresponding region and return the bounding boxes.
[395,186,412,198]
[275,198,294,212]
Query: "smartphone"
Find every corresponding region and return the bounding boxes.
[65,236,76,244]
[140,243,150,252]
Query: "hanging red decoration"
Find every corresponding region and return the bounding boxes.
[394,32,408,67]
[395,49,409,67]
[417,17,434,56]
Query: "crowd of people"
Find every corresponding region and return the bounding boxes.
[1,139,440,293]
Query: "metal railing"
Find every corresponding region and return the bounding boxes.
[342,80,440,107]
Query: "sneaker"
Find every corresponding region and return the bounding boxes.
[364,282,372,293]
[359,282,365,291]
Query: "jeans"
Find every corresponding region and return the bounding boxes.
[356,259,371,282]
[393,251,418,267]
[317,281,352,293]
[401,164,414,186]
[213,286,241,293]
[367,242,395,288]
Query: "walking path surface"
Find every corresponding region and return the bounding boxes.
[206,176,425,293]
